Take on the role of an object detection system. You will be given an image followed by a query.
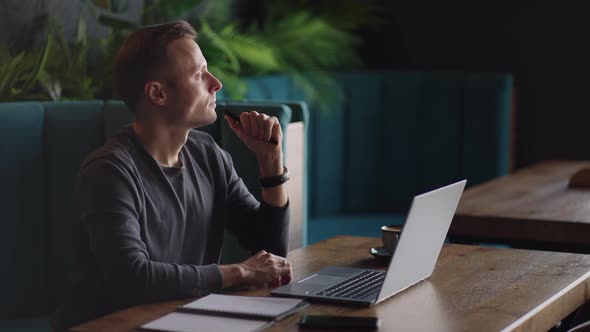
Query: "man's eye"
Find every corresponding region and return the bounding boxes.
[196,73,202,79]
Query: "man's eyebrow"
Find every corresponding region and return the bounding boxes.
[183,61,197,73]
[189,61,207,73]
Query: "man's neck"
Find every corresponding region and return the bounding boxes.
[132,120,189,168]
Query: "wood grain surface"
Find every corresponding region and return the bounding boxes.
[450,161,590,250]
[71,235,590,332]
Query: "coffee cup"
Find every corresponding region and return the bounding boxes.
[381,225,402,253]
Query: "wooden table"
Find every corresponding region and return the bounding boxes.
[72,235,590,332]
[449,160,590,252]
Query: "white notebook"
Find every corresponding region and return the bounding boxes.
[140,294,308,332]
[141,312,272,332]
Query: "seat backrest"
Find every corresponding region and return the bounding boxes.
[0,102,47,317]
[0,100,297,317]
[43,100,107,315]
[243,71,512,217]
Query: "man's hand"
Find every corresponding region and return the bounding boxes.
[225,111,282,162]
[219,250,292,289]
[225,110,288,207]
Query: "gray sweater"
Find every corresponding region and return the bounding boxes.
[53,127,289,330]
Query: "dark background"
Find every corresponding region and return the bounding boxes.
[357,0,590,169]
[3,0,590,169]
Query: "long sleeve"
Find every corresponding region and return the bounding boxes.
[217,147,290,257]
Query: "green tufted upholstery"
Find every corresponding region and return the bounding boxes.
[244,71,513,244]
[0,103,47,318]
[0,100,301,331]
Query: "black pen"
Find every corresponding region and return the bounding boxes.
[224,110,278,145]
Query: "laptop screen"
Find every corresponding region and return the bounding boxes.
[376,180,466,303]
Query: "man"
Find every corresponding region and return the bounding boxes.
[53,20,292,330]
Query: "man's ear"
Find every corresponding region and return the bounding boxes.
[144,80,167,106]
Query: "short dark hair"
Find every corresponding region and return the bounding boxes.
[114,20,198,112]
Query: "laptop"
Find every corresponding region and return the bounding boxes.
[271,180,466,306]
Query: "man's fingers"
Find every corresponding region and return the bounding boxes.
[263,116,276,142]
[277,258,292,285]
[257,113,272,140]
[281,274,291,285]
[281,263,292,275]
[271,120,281,143]
[225,116,248,141]
[280,269,292,285]
[256,115,265,140]
[240,112,252,135]
[227,111,282,151]
[269,277,281,288]
[240,111,276,142]
[225,115,238,131]
[247,111,259,138]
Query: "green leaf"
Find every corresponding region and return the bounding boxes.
[21,34,53,92]
[47,16,73,71]
[77,16,88,45]
[0,52,25,97]
[263,0,386,31]
[218,24,281,73]
[39,71,62,101]
[200,21,241,73]
[260,12,362,71]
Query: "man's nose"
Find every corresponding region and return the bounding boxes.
[209,73,222,93]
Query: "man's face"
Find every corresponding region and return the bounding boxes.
[161,37,222,128]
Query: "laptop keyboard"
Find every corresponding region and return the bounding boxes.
[317,270,385,300]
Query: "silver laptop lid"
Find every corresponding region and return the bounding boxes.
[376,180,466,304]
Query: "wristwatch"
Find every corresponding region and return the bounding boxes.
[259,167,290,188]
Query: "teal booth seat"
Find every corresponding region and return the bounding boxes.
[243,70,513,244]
[0,100,303,331]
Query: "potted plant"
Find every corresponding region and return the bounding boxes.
[0,0,385,105]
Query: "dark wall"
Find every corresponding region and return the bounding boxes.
[361,0,590,168]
